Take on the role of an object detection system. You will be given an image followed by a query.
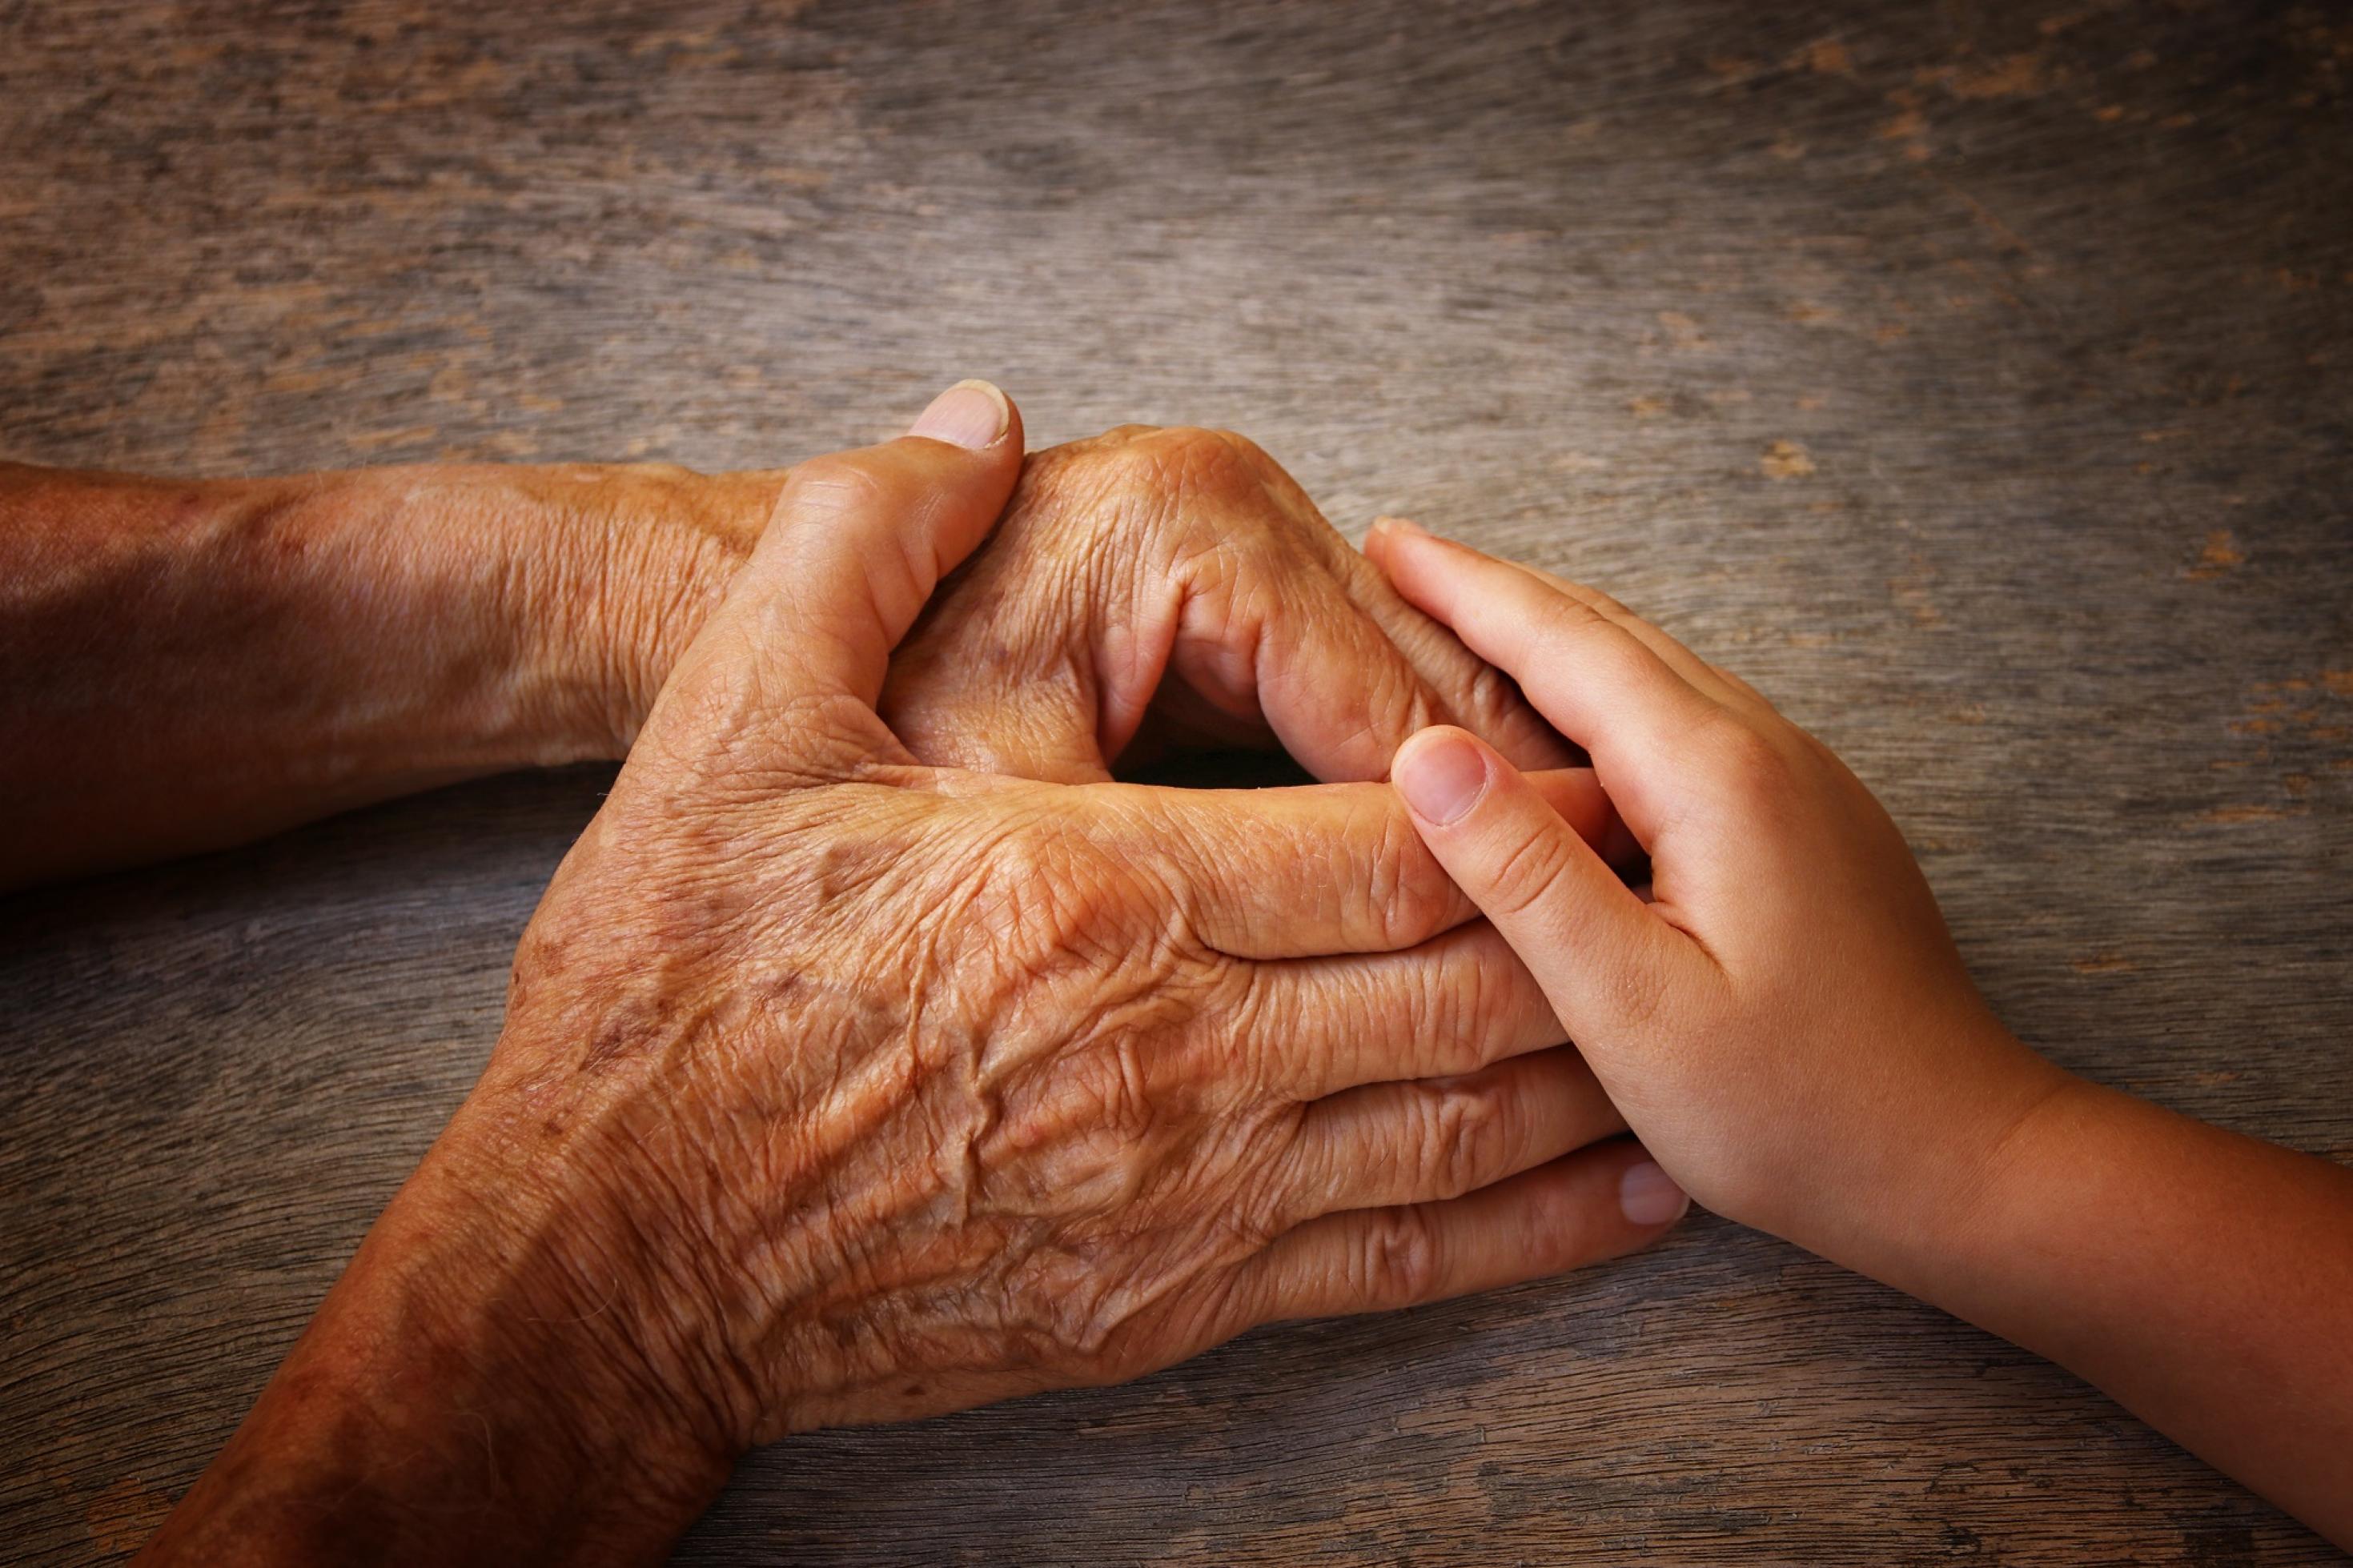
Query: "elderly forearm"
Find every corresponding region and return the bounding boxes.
[0,459,771,888]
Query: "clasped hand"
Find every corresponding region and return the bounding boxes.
[144,383,1684,1561]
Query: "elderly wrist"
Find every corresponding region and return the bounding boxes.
[264,463,609,772]
[147,1122,740,1566]
[349,459,767,765]
[412,1092,760,1477]
[500,461,771,758]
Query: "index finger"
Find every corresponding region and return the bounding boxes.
[1130,768,1625,960]
[1228,466,1580,778]
[1365,521,1725,840]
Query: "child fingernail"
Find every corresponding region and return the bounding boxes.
[1394,731,1488,825]
[907,379,1009,449]
[1618,1160,1690,1226]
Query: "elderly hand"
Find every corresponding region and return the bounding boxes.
[583,423,1590,785]
[143,387,1683,1566]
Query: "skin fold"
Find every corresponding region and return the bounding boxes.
[125,388,1681,1565]
[1371,517,2353,1549]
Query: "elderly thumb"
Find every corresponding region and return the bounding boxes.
[642,380,1025,776]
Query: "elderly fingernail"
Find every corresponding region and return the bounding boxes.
[1394,729,1489,825]
[908,379,1008,449]
[1618,1161,1689,1226]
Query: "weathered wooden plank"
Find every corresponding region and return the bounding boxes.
[3,1,2347,1561]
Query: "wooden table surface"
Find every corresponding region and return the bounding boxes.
[5,1,2350,1562]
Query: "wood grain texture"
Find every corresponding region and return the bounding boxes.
[3,0,2349,1561]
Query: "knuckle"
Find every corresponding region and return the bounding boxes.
[1705,716,1790,801]
[965,824,1125,960]
[1179,423,1268,467]
[983,825,1061,916]
[1566,579,1640,624]
[1366,806,1448,948]
[1415,957,1489,1075]
[1357,648,1444,736]
[1542,589,1616,635]
[1481,821,1580,922]
[1356,1205,1441,1304]
[1067,422,1160,454]
[1410,1077,1508,1199]
[1513,1168,1600,1263]
[1229,1142,1297,1249]
[1210,964,1283,1096]
[1014,455,1116,543]
[785,450,900,514]
[1714,664,1773,711]
[1031,432,1211,556]
[1457,657,1529,730]
[1133,425,1262,502]
[1572,610,1668,686]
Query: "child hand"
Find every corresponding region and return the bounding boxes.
[1366,519,2353,1544]
[1364,519,2069,1261]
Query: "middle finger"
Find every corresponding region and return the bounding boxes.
[1236,920,1570,1100]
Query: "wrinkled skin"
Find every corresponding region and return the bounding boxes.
[500,737,1612,1438]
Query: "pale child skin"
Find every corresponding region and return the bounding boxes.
[1369,515,2353,1548]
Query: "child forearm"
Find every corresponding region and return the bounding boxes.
[1878,1072,2353,1544]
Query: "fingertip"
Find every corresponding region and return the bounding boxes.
[1392,724,1496,827]
[998,383,1025,451]
[1616,1154,1691,1229]
[905,378,1018,452]
[1362,514,1415,560]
